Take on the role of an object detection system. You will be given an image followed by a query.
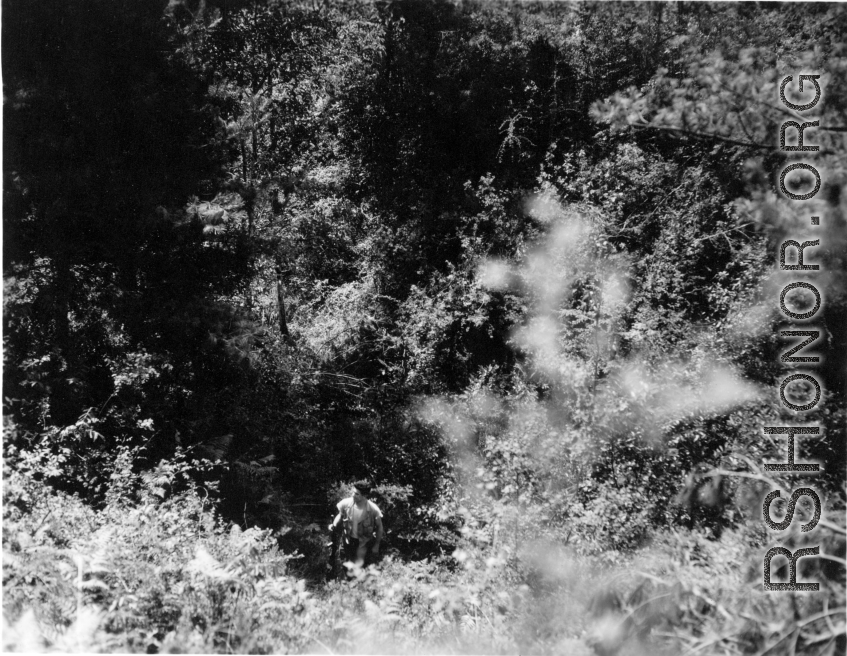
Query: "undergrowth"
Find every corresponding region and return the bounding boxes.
[3,452,844,655]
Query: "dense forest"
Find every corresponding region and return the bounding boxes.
[3,1,845,653]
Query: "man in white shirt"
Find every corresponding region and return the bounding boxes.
[329,479,384,573]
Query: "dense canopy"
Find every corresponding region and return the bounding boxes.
[3,1,845,653]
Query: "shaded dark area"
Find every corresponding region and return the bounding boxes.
[2,0,256,503]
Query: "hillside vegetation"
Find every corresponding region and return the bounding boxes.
[3,1,845,653]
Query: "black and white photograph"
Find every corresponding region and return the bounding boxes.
[3,1,845,653]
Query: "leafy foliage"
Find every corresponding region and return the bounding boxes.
[4,1,846,654]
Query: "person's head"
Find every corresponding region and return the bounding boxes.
[351,479,372,502]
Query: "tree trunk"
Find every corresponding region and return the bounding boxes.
[276,258,290,339]
[653,3,664,63]
[53,251,71,354]
[268,77,276,154]
[245,198,254,312]
[246,194,254,239]
[251,123,259,181]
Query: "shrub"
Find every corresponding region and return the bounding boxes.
[2,455,311,653]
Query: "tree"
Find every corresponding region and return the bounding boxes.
[591,1,847,488]
[3,0,250,497]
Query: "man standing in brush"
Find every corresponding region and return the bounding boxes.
[328,480,384,575]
